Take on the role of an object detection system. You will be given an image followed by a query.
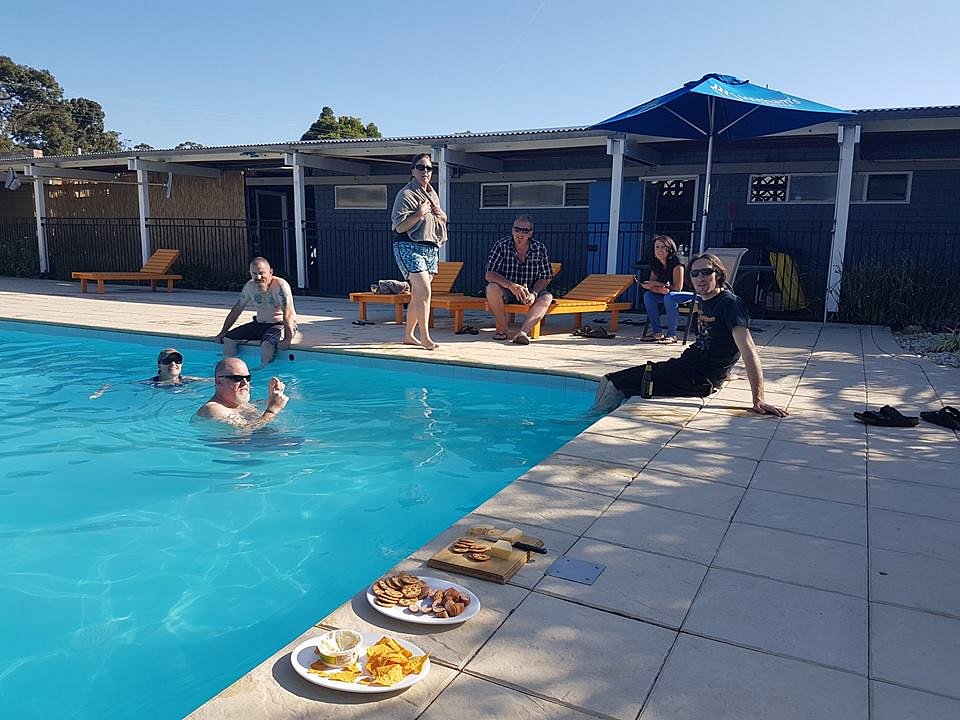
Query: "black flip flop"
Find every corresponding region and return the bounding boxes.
[578,325,616,339]
[352,320,374,326]
[455,325,479,335]
[854,405,919,427]
[920,406,960,430]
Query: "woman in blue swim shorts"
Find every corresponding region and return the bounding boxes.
[390,153,448,350]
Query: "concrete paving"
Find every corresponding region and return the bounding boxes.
[2,276,958,719]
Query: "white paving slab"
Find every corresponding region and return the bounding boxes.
[550,431,663,472]
[643,446,759,487]
[751,461,865,505]
[620,472,746,521]
[870,681,960,720]
[868,452,960,489]
[421,674,599,720]
[586,498,729,564]
[715,523,867,597]
[534,536,707,628]
[762,438,867,474]
[869,477,960,522]
[735,488,867,545]
[870,547,960,617]
[472,479,613,536]
[683,568,868,673]
[683,411,781,439]
[869,509,960,563]
[517,453,637,497]
[466,593,675,720]
[871,602,960,697]
[640,634,867,720]
[663,427,770,460]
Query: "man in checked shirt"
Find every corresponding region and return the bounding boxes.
[484,214,554,345]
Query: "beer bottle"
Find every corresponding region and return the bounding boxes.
[640,361,655,398]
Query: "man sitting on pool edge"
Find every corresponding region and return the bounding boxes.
[593,252,788,417]
[196,357,289,429]
[215,256,298,368]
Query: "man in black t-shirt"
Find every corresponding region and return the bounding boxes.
[594,253,788,417]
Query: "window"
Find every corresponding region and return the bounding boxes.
[850,172,911,203]
[787,175,836,202]
[749,175,787,203]
[480,181,590,208]
[334,185,387,209]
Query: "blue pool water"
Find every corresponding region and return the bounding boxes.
[0,321,596,719]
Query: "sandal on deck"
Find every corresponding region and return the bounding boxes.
[493,332,509,341]
[657,336,679,344]
[920,406,960,430]
[641,333,664,342]
[854,405,919,427]
[455,325,479,335]
[574,325,616,339]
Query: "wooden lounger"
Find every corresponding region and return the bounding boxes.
[502,273,636,339]
[349,261,464,324]
[72,248,183,294]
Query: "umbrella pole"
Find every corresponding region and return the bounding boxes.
[698,132,714,253]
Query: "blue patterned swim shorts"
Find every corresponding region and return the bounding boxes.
[393,241,439,279]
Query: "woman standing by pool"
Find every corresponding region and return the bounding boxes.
[641,234,696,344]
[391,153,447,350]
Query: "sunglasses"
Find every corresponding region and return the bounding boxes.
[160,356,182,365]
[512,226,533,233]
[413,164,434,172]
[217,374,251,384]
[689,268,717,278]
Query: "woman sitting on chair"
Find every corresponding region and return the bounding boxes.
[641,234,696,344]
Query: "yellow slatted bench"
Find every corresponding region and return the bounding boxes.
[503,273,636,339]
[349,261,464,324]
[72,248,183,294]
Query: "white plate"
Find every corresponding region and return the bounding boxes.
[290,631,431,694]
[365,576,480,625]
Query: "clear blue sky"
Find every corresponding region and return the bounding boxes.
[3,0,956,150]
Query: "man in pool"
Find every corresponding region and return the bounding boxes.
[196,357,289,428]
[215,257,298,367]
[147,347,203,386]
[593,252,788,417]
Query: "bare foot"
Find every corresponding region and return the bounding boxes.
[421,340,440,350]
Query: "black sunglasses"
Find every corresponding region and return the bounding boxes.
[217,374,251,384]
[512,226,533,233]
[413,164,434,172]
[689,268,717,278]
[160,356,182,365]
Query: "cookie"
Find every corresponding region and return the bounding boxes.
[466,552,490,562]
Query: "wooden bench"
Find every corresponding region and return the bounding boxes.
[72,248,183,294]
[348,261,464,324]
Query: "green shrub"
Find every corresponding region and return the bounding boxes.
[926,333,960,353]
[837,256,960,331]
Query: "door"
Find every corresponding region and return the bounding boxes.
[253,190,292,278]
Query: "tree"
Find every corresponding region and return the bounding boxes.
[132,143,154,151]
[0,56,122,156]
[175,141,205,150]
[301,106,381,140]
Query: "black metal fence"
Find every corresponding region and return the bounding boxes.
[4,215,958,325]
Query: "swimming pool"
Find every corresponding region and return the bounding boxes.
[0,321,596,719]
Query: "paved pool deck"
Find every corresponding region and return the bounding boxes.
[3,277,958,720]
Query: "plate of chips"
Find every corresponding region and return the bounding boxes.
[366,573,481,625]
[290,632,431,693]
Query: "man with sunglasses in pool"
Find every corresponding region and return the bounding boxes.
[484,214,554,345]
[215,256,298,368]
[196,357,289,428]
[594,252,788,417]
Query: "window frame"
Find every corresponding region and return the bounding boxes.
[747,173,837,205]
[851,171,912,204]
[334,184,388,210]
[480,180,592,209]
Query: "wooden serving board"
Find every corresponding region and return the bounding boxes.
[426,533,545,584]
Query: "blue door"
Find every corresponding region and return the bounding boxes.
[587,180,644,274]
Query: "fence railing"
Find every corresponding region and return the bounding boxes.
[3,216,958,324]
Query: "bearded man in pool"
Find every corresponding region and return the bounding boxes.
[196,358,289,429]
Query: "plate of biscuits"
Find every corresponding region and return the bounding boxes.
[366,572,480,625]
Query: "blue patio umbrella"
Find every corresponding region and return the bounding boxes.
[593,74,854,252]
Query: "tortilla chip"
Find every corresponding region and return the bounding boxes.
[403,653,429,675]
[327,669,362,683]
[373,663,405,686]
